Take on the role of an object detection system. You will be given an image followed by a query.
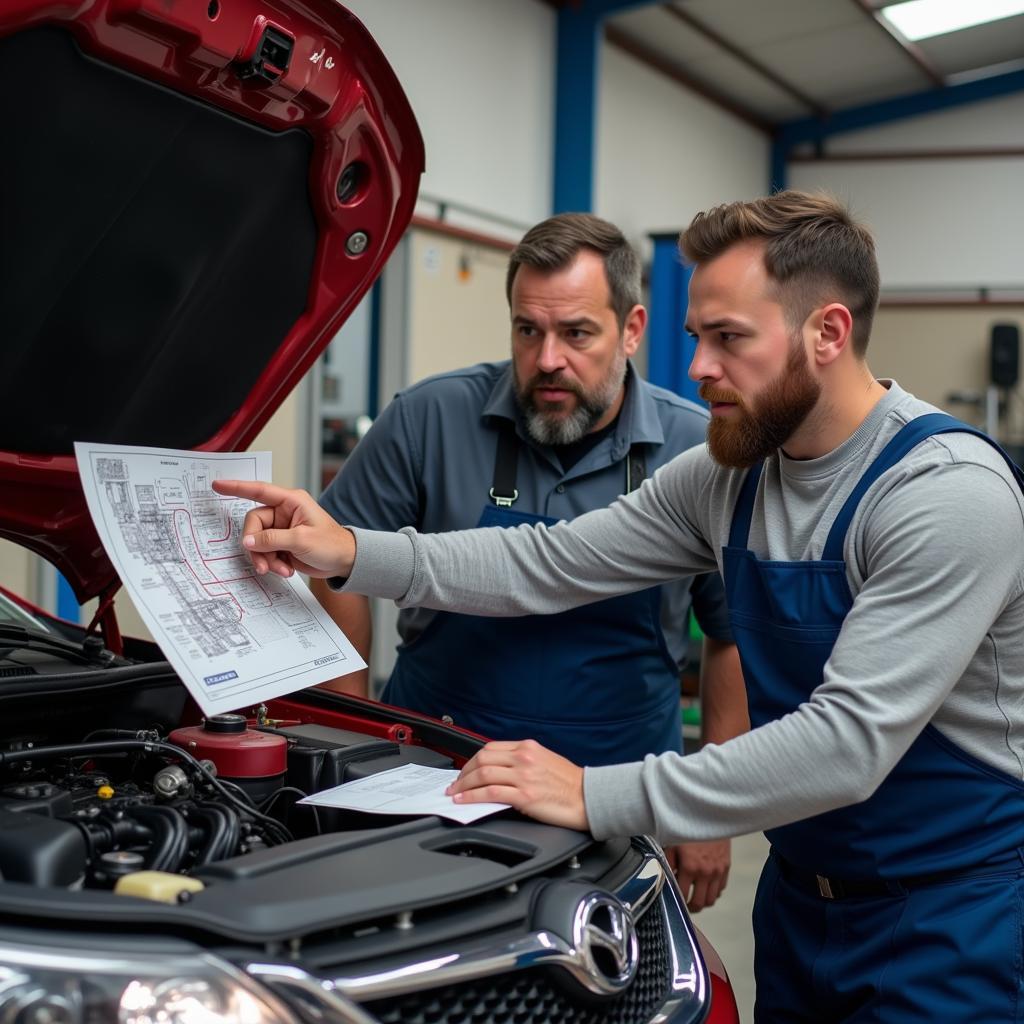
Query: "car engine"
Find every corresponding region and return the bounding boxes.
[0,711,456,891]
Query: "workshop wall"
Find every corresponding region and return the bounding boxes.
[596,42,770,257]
[788,94,1024,438]
[871,307,1024,444]
[340,0,556,228]
[0,542,33,606]
[787,94,1024,289]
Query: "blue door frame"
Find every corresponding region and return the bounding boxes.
[647,233,698,402]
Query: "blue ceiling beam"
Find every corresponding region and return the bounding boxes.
[770,66,1024,193]
[776,67,1024,151]
[553,0,655,213]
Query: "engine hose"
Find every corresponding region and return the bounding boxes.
[128,805,189,872]
[191,803,240,865]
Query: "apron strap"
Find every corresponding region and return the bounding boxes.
[626,444,647,494]
[728,461,764,549]
[489,420,519,507]
[489,421,648,506]
[822,412,1024,561]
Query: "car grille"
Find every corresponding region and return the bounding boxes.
[361,902,669,1024]
[247,839,710,1024]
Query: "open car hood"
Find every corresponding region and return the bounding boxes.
[0,0,423,602]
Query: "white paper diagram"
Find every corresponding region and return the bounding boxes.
[74,442,365,715]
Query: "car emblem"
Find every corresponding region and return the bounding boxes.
[572,891,640,994]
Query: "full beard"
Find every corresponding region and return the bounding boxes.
[515,346,627,446]
[699,342,821,469]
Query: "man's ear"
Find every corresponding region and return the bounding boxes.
[810,302,854,366]
[622,304,647,357]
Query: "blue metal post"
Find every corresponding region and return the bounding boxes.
[647,233,698,403]
[56,572,78,623]
[552,0,659,214]
[367,280,382,419]
[770,137,788,193]
[553,6,602,213]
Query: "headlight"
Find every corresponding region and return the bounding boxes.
[0,945,294,1024]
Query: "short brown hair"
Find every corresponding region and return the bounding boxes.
[680,190,880,356]
[506,213,641,329]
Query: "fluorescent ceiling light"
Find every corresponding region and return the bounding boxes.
[880,0,1024,40]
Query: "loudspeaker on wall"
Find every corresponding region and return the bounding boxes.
[990,323,1020,389]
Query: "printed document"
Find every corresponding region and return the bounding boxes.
[74,442,365,716]
[299,764,511,824]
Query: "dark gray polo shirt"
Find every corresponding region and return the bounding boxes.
[320,360,732,665]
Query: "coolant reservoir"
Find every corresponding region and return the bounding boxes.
[168,714,286,802]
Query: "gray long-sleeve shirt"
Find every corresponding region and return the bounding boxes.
[340,382,1024,845]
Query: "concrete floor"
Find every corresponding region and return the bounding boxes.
[689,831,770,1024]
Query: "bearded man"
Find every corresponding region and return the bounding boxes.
[220,192,1024,1021]
[312,213,747,912]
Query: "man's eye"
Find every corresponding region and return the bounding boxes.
[517,325,537,338]
[719,331,738,342]
[566,329,589,341]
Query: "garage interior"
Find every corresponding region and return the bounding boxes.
[1,2,1022,1020]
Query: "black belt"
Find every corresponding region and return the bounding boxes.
[772,849,1024,901]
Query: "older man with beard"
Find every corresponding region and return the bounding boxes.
[310,212,747,912]
[218,191,1024,1022]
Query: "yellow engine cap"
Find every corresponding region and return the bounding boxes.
[114,871,205,904]
[96,785,115,799]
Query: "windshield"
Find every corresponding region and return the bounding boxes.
[0,589,53,633]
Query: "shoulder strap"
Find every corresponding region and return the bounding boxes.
[821,412,1021,561]
[727,462,764,549]
[626,443,647,494]
[489,420,519,507]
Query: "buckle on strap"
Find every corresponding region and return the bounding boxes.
[816,874,835,899]
[489,487,518,508]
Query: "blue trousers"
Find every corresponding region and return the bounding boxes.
[752,852,1024,1022]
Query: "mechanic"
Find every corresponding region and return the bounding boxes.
[216,190,1024,1021]
[310,212,748,912]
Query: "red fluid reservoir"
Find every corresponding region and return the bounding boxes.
[168,714,286,779]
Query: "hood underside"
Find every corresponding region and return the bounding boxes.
[0,0,424,601]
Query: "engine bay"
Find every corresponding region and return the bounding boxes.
[0,645,598,952]
[0,710,459,891]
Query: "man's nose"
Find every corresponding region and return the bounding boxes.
[536,334,567,373]
[687,339,718,383]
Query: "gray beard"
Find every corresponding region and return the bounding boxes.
[523,402,601,446]
[518,350,628,446]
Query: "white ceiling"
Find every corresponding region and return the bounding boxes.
[604,0,1024,128]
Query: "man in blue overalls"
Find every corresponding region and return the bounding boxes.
[313,213,747,912]
[217,190,1024,1021]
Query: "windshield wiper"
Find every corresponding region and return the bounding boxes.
[0,625,117,667]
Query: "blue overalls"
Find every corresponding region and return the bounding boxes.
[724,413,1024,1022]
[383,425,682,767]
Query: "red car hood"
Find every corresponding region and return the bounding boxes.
[0,0,423,602]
